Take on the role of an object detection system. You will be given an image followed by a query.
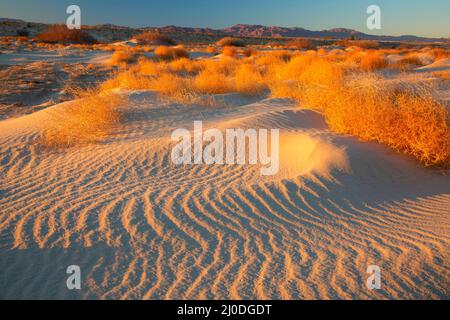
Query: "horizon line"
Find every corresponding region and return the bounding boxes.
[2,16,448,40]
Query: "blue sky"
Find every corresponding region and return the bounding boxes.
[1,0,448,38]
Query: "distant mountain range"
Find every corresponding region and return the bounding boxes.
[1,18,447,43]
[148,24,447,42]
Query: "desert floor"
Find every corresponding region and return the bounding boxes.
[0,46,449,299]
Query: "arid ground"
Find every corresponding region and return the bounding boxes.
[0,28,449,299]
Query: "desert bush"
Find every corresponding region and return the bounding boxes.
[390,55,424,71]
[254,51,292,69]
[322,77,449,166]
[155,46,190,61]
[169,58,203,74]
[36,25,97,44]
[235,63,267,96]
[360,51,388,71]
[194,69,235,94]
[109,49,138,66]
[134,31,176,45]
[429,48,450,61]
[200,58,237,76]
[217,37,246,47]
[262,54,450,166]
[42,89,125,148]
[222,46,238,57]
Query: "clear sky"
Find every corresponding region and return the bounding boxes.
[1,0,449,38]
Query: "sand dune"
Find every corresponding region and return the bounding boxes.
[0,91,449,299]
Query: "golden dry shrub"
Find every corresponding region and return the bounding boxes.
[148,73,197,102]
[222,46,238,57]
[200,57,237,76]
[323,78,450,166]
[254,51,292,71]
[134,57,165,75]
[360,51,388,71]
[235,63,267,96]
[155,45,189,61]
[169,58,203,74]
[42,89,125,148]
[100,70,153,91]
[429,48,450,61]
[390,55,424,71]
[194,69,235,94]
[109,48,137,66]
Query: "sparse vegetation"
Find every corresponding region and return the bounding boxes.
[222,46,238,57]
[134,31,177,45]
[335,40,380,49]
[42,88,125,148]
[109,48,138,66]
[286,38,316,50]
[77,43,450,166]
[217,37,246,47]
[360,51,388,71]
[36,25,97,44]
[155,46,189,61]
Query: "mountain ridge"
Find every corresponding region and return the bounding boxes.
[0,18,447,42]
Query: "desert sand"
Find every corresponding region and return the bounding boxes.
[0,72,449,299]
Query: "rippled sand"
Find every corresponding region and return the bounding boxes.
[0,91,448,299]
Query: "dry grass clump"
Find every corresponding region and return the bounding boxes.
[36,25,97,44]
[194,69,235,94]
[109,49,138,66]
[360,51,388,71]
[217,37,246,47]
[42,89,125,148]
[235,63,267,96]
[322,78,449,166]
[132,57,169,76]
[169,58,203,74]
[222,46,238,57]
[134,31,176,45]
[155,46,189,61]
[390,55,424,71]
[261,54,449,166]
[429,48,450,61]
[254,51,292,69]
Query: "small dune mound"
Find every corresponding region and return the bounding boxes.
[277,132,349,179]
